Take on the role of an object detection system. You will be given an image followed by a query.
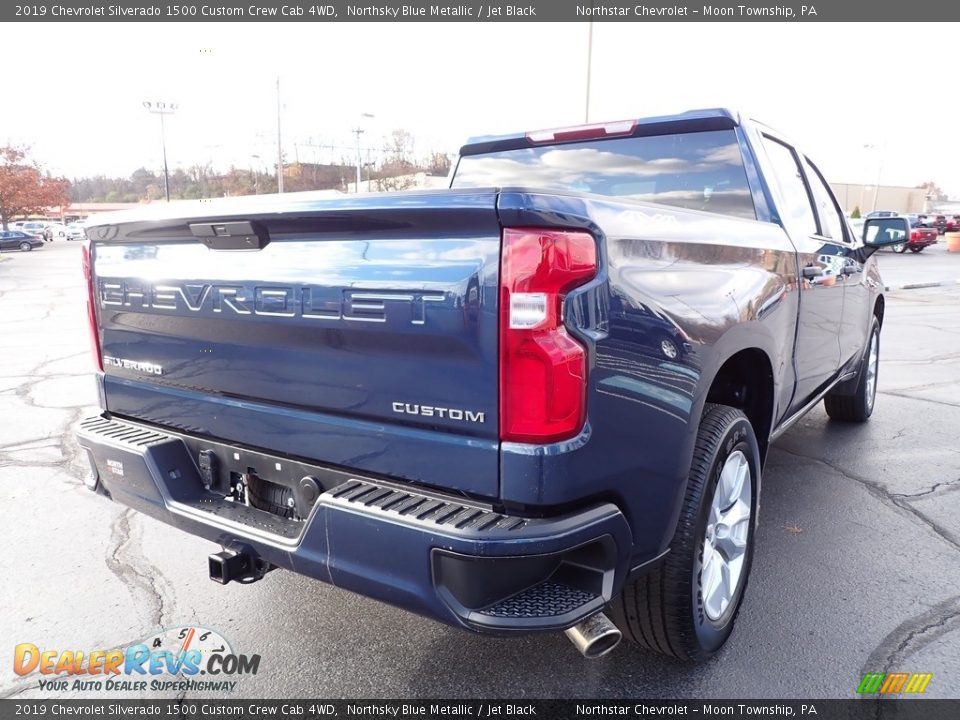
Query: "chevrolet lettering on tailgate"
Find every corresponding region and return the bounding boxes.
[98,279,445,323]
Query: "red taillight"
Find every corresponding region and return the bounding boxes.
[911,230,919,240]
[526,120,636,145]
[82,241,103,372]
[499,228,597,443]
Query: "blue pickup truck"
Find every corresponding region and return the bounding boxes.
[77,109,906,661]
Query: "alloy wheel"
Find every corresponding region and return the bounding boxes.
[701,450,752,622]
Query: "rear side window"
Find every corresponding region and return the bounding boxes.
[452,129,756,220]
[760,136,817,237]
[804,159,847,242]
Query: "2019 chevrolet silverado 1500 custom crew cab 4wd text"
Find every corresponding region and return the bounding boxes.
[77,109,905,661]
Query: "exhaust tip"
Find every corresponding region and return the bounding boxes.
[564,612,622,659]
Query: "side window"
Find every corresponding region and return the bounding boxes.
[804,159,847,242]
[760,136,817,237]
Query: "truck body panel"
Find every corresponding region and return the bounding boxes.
[76,109,885,639]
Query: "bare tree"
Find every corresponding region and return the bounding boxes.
[916,181,947,202]
[426,152,452,177]
[374,175,417,192]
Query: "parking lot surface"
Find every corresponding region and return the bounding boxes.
[877,240,960,289]
[1,242,958,699]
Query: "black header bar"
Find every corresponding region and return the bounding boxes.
[5,0,959,22]
[2,700,960,720]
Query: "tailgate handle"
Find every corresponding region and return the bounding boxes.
[190,221,269,250]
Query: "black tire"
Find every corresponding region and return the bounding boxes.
[909,246,923,253]
[610,403,760,661]
[824,317,880,422]
[19,242,32,252]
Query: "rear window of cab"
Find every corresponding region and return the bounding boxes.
[452,129,756,220]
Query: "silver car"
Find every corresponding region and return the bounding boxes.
[66,222,87,241]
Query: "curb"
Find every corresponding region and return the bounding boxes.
[885,279,960,291]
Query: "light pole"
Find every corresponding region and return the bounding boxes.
[585,22,594,123]
[251,154,261,195]
[863,143,885,212]
[143,101,177,202]
[276,76,284,194]
[353,113,374,193]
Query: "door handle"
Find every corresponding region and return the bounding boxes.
[801,265,823,279]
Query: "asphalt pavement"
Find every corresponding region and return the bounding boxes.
[875,239,960,289]
[1,241,958,700]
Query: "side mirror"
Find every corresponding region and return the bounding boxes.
[863,217,909,247]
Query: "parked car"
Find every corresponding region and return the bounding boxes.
[919,214,946,233]
[66,222,87,241]
[0,230,44,252]
[865,210,899,218]
[13,221,49,239]
[946,215,960,233]
[77,108,899,663]
[43,222,67,241]
[892,217,938,252]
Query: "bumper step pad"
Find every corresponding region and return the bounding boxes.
[479,582,598,619]
[329,479,527,533]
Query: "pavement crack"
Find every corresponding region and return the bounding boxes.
[0,678,42,700]
[105,508,171,629]
[878,389,960,409]
[891,477,960,499]
[772,445,960,553]
[863,594,960,675]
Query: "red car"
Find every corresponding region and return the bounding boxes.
[893,218,937,253]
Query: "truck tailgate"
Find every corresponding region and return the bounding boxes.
[89,191,502,497]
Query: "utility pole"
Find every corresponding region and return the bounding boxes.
[353,113,374,193]
[276,76,284,193]
[251,154,261,195]
[142,101,177,202]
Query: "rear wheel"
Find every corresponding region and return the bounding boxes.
[19,242,32,252]
[909,246,923,253]
[824,317,880,422]
[611,404,760,661]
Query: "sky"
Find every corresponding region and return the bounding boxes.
[5,22,957,197]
